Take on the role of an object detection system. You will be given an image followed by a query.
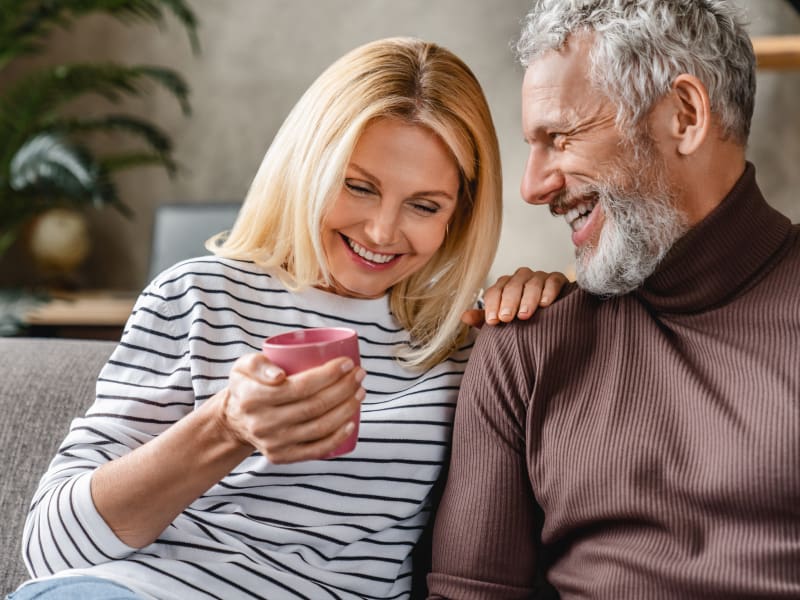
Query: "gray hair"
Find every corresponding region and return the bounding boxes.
[516,0,756,144]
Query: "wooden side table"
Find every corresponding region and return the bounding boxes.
[21,290,137,340]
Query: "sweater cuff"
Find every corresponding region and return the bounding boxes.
[74,471,138,558]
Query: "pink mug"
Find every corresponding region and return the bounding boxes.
[262,327,361,458]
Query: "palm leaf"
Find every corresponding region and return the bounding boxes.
[0,228,21,259]
[0,1,195,261]
[0,0,198,70]
[8,132,127,213]
[100,150,178,177]
[46,114,174,156]
[0,63,190,168]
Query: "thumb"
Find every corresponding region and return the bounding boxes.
[461,308,486,329]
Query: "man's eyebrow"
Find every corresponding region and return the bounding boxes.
[528,109,578,133]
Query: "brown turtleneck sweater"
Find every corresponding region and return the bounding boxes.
[428,164,800,599]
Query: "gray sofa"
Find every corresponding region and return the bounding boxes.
[0,337,436,598]
[0,337,116,596]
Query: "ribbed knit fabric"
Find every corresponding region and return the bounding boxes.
[428,163,800,599]
[20,257,472,600]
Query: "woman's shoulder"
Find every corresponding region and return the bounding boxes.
[150,256,272,286]
[145,256,290,297]
[135,256,288,312]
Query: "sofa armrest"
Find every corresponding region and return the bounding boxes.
[0,337,116,596]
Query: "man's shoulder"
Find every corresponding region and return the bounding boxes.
[789,222,800,252]
[521,281,612,327]
[476,281,622,349]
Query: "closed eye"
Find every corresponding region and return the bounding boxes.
[345,180,375,196]
[409,200,439,215]
[549,132,568,148]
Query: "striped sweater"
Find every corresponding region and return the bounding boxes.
[22,257,471,600]
[429,163,800,599]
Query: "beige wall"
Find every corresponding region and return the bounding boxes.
[2,0,798,291]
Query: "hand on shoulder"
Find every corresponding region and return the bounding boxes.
[461,268,569,328]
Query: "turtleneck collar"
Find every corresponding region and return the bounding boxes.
[634,162,792,314]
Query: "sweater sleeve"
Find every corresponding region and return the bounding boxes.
[21,280,195,576]
[427,322,541,599]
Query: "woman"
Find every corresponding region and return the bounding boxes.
[11,38,564,600]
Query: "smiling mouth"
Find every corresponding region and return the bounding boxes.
[342,234,398,264]
[564,195,599,233]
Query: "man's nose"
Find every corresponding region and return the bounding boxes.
[520,146,565,205]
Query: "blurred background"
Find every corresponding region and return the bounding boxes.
[0,0,798,325]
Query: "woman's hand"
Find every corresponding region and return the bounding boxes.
[220,352,366,464]
[461,268,569,328]
[90,351,366,548]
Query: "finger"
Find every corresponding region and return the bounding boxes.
[514,271,551,320]
[497,268,540,322]
[240,356,359,409]
[284,358,360,406]
[282,366,365,425]
[482,274,511,324]
[228,362,272,408]
[228,356,361,416]
[539,272,569,306]
[231,353,286,385]
[265,418,358,464]
[270,387,364,450]
[461,308,485,328]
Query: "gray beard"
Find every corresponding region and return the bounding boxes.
[575,162,688,297]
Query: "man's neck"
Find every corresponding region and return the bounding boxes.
[678,141,747,226]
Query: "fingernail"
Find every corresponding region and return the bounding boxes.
[500,308,512,318]
[519,305,530,315]
[487,311,497,321]
[540,295,550,304]
[265,366,283,379]
[340,358,354,372]
[354,368,366,383]
[355,387,366,401]
[344,422,355,434]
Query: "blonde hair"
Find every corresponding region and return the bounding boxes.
[212,37,502,371]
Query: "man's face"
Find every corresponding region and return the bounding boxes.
[520,34,687,295]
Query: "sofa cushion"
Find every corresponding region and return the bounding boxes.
[0,337,116,596]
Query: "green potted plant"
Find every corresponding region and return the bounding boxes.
[0,0,198,269]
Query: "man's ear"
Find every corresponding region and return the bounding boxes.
[670,73,711,156]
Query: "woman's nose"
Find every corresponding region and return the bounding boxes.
[364,204,400,246]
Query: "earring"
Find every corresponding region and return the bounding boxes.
[445,223,450,237]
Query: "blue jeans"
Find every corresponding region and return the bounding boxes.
[7,575,142,599]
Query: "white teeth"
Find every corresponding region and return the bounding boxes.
[347,238,396,264]
[565,202,594,231]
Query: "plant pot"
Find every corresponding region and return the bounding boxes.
[27,208,91,278]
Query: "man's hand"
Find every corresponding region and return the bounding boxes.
[461,268,568,328]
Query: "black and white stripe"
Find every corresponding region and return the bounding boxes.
[22,257,471,600]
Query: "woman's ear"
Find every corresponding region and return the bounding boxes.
[670,73,711,156]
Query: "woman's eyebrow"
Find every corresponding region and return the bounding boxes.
[348,163,380,184]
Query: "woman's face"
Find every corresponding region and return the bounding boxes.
[321,118,460,299]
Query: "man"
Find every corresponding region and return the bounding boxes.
[427,1,800,599]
